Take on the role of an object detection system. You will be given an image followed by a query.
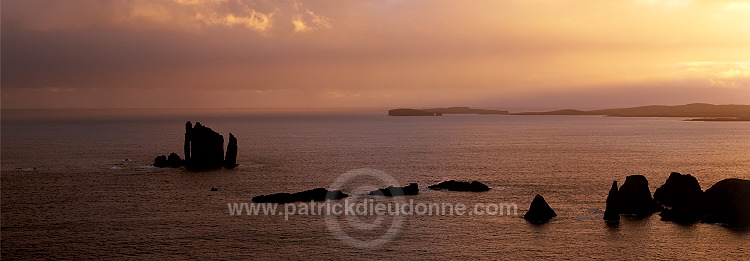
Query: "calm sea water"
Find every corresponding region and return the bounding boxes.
[2,109,749,259]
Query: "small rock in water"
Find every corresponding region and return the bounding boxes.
[428,180,490,192]
[524,194,557,223]
[369,183,419,196]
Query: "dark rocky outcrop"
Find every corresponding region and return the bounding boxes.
[703,178,750,228]
[153,155,168,168]
[252,188,349,203]
[154,121,239,169]
[369,183,419,196]
[428,180,490,192]
[154,153,183,168]
[189,122,225,169]
[524,194,557,223]
[654,172,704,223]
[617,175,663,218]
[167,152,183,167]
[225,133,238,168]
[603,181,620,222]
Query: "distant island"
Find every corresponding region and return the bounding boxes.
[512,103,750,118]
[389,103,750,120]
[684,117,750,122]
[388,107,508,116]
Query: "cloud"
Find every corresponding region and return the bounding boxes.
[196,7,275,33]
[677,62,750,88]
[2,0,331,35]
[293,9,332,32]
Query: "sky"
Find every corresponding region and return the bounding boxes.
[2,0,750,109]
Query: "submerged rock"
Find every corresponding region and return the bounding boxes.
[524,194,557,223]
[369,183,419,196]
[703,178,750,228]
[654,172,704,223]
[428,180,490,192]
[603,181,620,222]
[252,188,349,203]
[618,175,662,218]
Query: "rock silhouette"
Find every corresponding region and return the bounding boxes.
[603,181,620,222]
[154,121,238,169]
[428,180,490,192]
[654,172,704,223]
[153,153,182,168]
[252,188,349,203]
[188,122,225,169]
[225,133,238,168]
[617,175,662,218]
[167,152,183,167]
[153,155,168,168]
[703,178,750,228]
[184,121,192,163]
[524,194,557,223]
[369,183,419,196]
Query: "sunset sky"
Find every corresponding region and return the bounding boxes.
[2,0,749,109]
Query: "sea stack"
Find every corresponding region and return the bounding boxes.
[225,133,238,168]
[703,178,750,228]
[603,181,620,222]
[184,121,192,162]
[524,194,557,223]
[188,122,225,169]
[154,121,239,169]
[617,175,662,218]
[653,172,704,223]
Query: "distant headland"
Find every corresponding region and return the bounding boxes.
[388,107,509,116]
[512,103,750,119]
[390,103,750,120]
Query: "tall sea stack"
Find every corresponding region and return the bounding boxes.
[603,181,620,222]
[618,175,662,218]
[225,133,238,168]
[184,121,192,162]
[188,122,225,169]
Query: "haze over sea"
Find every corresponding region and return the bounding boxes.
[2,109,749,259]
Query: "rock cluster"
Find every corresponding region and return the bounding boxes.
[428,180,490,192]
[604,172,750,228]
[153,152,183,168]
[154,121,238,169]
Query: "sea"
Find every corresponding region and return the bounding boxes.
[2,109,749,259]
